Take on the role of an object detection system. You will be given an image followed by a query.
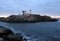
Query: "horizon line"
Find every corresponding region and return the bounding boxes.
[0,14,60,18]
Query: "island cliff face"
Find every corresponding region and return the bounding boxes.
[0,14,57,23]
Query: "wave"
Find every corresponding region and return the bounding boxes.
[58,20,60,22]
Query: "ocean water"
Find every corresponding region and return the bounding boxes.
[0,18,60,41]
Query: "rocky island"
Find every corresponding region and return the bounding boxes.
[0,10,58,23]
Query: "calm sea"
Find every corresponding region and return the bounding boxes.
[0,18,60,41]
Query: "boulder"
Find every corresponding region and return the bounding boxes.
[0,38,4,41]
[0,26,14,38]
[7,34,23,41]
[0,26,24,41]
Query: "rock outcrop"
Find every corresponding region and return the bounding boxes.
[0,26,14,38]
[0,14,58,23]
[0,26,25,41]
[0,17,7,22]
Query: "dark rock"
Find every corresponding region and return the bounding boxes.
[0,26,14,41]
[6,34,23,41]
[0,17,7,22]
[0,38,4,41]
[0,26,24,41]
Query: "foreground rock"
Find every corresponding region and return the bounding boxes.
[0,26,26,41]
[7,34,23,41]
[0,26,14,38]
[0,38,4,41]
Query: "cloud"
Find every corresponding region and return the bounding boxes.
[0,0,60,16]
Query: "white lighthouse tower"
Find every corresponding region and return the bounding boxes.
[29,9,32,14]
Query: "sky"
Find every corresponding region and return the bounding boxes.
[0,0,60,18]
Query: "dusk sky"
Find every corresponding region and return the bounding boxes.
[0,0,60,18]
